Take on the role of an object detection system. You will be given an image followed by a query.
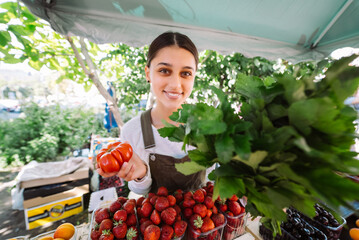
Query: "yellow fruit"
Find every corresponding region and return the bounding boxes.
[350,228,359,240]
[356,219,359,228]
[53,223,75,240]
[53,238,65,240]
[38,237,54,240]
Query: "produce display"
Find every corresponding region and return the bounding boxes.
[32,223,76,240]
[96,142,133,173]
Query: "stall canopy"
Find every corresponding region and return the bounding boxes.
[21,0,359,63]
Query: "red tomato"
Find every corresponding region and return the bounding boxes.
[98,152,120,173]
[107,141,122,149]
[116,142,133,162]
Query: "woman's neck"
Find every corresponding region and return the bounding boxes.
[150,105,179,129]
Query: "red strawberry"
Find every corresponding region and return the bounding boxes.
[160,224,174,240]
[167,195,176,206]
[126,213,137,226]
[127,226,139,240]
[160,207,177,225]
[155,197,170,212]
[95,208,110,224]
[128,199,136,205]
[211,213,225,227]
[229,194,238,201]
[201,217,215,233]
[184,191,193,199]
[173,204,181,216]
[144,224,161,240]
[123,201,136,214]
[193,189,205,203]
[218,201,227,212]
[182,198,195,208]
[113,221,127,239]
[184,207,193,219]
[150,195,159,206]
[118,196,128,205]
[206,183,214,194]
[190,228,201,239]
[90,228,101,240]
[193,204,208,218]
[141,202,153,217]
[173,189,184,203]
[212,205,218,215]
[207,230,219,240]
[99,230,114,240]
[136,196,145,207]
[226,211,240,227]
[157,186,169,196]
[189,214,203,230]
[109,200,122,214]
[174,220,187,237]
[113,209,127,222]
[148,192,156,199]
[140,220,154,235]
[150,209,161,225]
[228,200,241,216]
[140,217,150,225]
[204,196,214,209]
[207,209,213,218]
[143,198,151,205]
[99,218,113,233]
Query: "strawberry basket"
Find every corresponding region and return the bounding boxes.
[222,211,247,240]
[186,218,227,240]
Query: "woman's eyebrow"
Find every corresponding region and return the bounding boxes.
[157,62,194,70]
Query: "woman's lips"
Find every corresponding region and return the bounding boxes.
[163,90,183,99]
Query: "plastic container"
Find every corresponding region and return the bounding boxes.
[259,223,327,240]
[222,212,248,240]
[186,218,227,240]
[30,227,77,240]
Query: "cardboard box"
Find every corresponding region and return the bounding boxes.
[23,183,89,209]
[20,167,89,189]
[24,195,84,230]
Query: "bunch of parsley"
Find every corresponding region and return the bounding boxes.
[158,55,359,235]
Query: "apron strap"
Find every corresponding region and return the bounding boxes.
[140,108,156,149]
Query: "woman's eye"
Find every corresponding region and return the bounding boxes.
[182,71,192,77]
[159,69,170,74]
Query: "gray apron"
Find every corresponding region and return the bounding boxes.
[140,109,205,194]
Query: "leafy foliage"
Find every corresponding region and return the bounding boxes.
[0,103,110,164]
[159,55,359,235]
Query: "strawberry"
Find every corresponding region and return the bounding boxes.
[150,195,159,206]
[123,200,136,214]
[206,182,214,194]
[141,202,153,217]
[140,220,154,235]
[143,198,151,205]
[127,226,139,240]
[173,189,184,203]
[207,230,219,240]
[207,209,213,218]
[182,198,195,208]
[217,200,227,212]
[128,199,136,205]
[184,191,193,199]
[140,217,150,225]
[212,205,218,214]
[99,230,114,240]
[228,200,242,216]
[157,186,169,196]
[136,196,145,207]
[226,211,240,227]
[183,207,193,219]
[193,204,208,218]
[174,220,187,237]
[150,209,161,225]
[193,189,205,203]
[113,209,127,222]
[109,199,122,214]
[167,195,176,206]
[144,224,161,240]
[204,196,214,209]
[99,218,113,233]
[148,192,156,199]
[126,213,137,226]
[118,196,128,205]
[190,228,201,239]
[90,228,101,240]
[211,213,225,227]
[160,207,177,225]
[160,224,174,240]
[95,208,110,224]
[113,221,127,239]
[190,214,203,230]
[229,194,238,202]
[155,196,170,212]
[201,217,215,233]
[173,204,181,216]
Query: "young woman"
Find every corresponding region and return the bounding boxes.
[97,32,207,195]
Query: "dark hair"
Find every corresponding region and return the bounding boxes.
[146,32,199,69]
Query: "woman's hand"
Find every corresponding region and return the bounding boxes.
[96,152,147,181]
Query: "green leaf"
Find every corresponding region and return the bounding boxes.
[28,59,43,71]
[234,151,268,170]
[215,134,234,164]
[175,161,206,175]
[2,53,23,64]
[218,177,245,198]
[0,31,11,46]
[233,135,251,158]
[8,25,34,36]
[277,73,306,104]
[187,149,213,166]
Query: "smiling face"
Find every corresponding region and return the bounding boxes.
[145,46,197,112]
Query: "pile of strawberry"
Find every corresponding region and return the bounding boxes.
[215,195,246,240]
[91,196,139,240]
[180,182,226,240]
[136,187,188,240]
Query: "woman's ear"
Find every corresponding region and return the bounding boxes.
[145,66,150,83]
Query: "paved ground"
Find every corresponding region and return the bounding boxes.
[0,168,90,240]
